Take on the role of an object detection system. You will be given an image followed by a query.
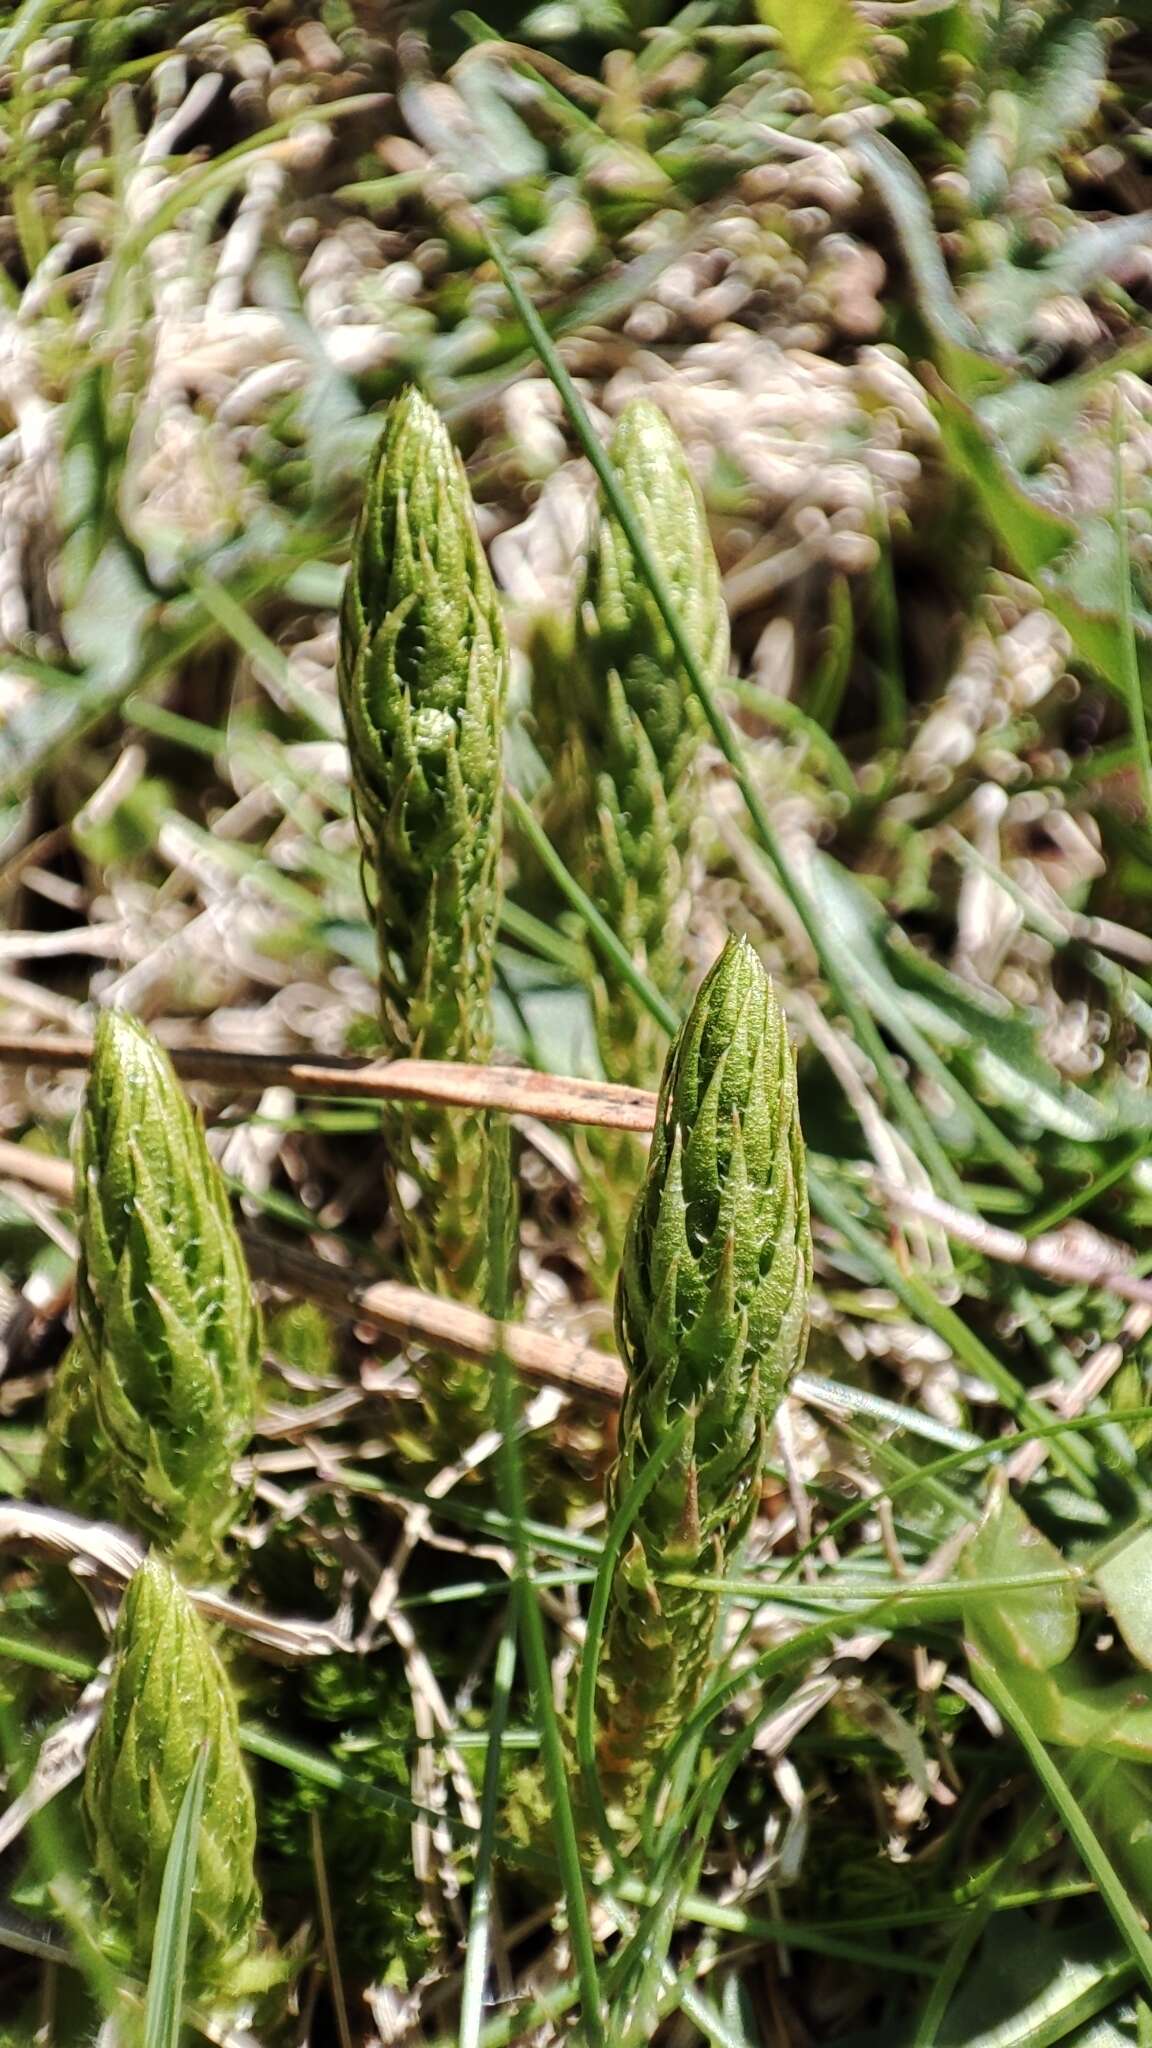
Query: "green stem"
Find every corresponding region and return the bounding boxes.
[483,226,965,1202]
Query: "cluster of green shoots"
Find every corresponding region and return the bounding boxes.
[537,399,728,1271]
[338,385,731,1340]
[339,390,812,1816]
[39,1013,264,2012]
[338,386,514,1461]
[598,934,811,1815]
[36,387,811,2021]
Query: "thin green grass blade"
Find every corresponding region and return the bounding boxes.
[868,491,908,748]
[611,1824,708,2042]
[1024,1135,1149,1237]
[0,0,59,62]
[188,566,338,738]
[141,1743,209,2048]
[240,1722,506,1852]
[428,1977,581,2048]
[675,1982,748,2048]
[724,677,857,800]
[103,94,386,324]
[808,1163,1099,1488]
[487,1114,606,2046]
[776,1402,1152,1589]
[499,898,589,976]
[1112,392,1152,828]
[794,1369,982,1453]
[310,1811,353,2048]
[853,133,990,382]
[973,1653,1152,2000]
[911,1795,1058,2048]
[506,784,679,1036]
[0,1690,122,2020]
[459,1602,518,2048]
[506,1451,607,2046]
[0,1634,93,1682]
[611,1880,941,1970]
[660,1614,861,1840]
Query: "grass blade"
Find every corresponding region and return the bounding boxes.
[505,784,679,1036]
[141,1744,208,2048]
[1112,391,1152,828]
[808,1163,1099,1489]
[486,1116,606,2047]
[309,1811,353,2048]
[973,1652,1152,2001]
[458,1603,518,2048]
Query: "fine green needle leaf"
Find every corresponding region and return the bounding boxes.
[459,1605,518,2048]
[1112,391,1152,827]
[142,1744,208,2048]
[973,1653,1152,2001]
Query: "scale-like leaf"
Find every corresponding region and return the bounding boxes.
[536,398,726,1271]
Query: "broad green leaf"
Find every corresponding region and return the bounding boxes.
[882,932,1116,1144]
[979,334,1152,470]
[938,1915,1134,2048]
[492,970,600,1078]
[58,363,120,598]
[1013,18,1109,175]
[972,214,1152,362]
[808,853,1116,1145]
[1055,511,1152,661]
[962,1489,1079,1672]
[452,60,549,183]
[975,1657,1152,2002]
[64,541,156,693]
[1077,1754,1152,1916]
[966,17,1109,211]
[979,375,1097,472]
[934,379,1152,704]
[756,0,865,99]
[995,1658,1152,1764]
[1044,214,1152,306]
[933,378,1076,578]
[855,133,1007,399]
[1096,1530,1152,1672]
[805,853,972,1052]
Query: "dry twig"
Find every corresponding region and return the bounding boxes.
[0,1502,351,1660]
[874,1178,1152,1307]
[0,1035,659,1132]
